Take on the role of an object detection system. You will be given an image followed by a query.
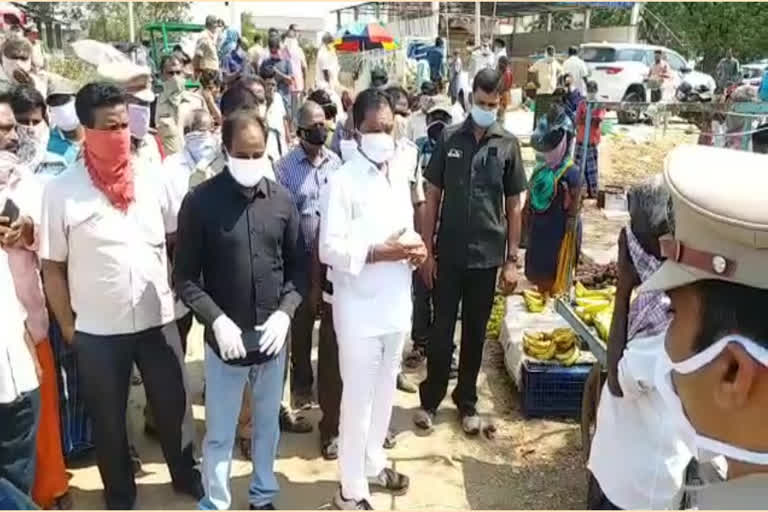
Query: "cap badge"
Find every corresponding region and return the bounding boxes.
[712,255,727,275]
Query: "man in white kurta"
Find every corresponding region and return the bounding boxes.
[319,89,425,509]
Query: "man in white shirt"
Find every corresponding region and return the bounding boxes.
[39,82,201,509]
[320,89,427,510]
[316,32,339,91]
[563,46,590,96]
[261,66,291,155]
[588,177,692,510]
[529,45,563,95]
[469,38,495,84]
[0,249,40,497]
[0,100,41,497]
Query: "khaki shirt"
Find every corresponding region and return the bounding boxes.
[195,30,219,71]
[155,90,206,156]
[690,473,768,509]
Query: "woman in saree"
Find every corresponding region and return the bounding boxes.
[524,104,583,295]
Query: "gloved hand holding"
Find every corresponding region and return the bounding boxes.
[257,310,291,356]
[212,315,246,361]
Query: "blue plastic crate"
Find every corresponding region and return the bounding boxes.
[520,360,594,419]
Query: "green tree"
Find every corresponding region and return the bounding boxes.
[82,2,191,42]
[642,3,768,72]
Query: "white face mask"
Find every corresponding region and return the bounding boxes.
[185,131,219,165]
[656,334,768,465]
[339,139,357,162]
[2,56,31,82]
[49,100,80,132]
[227,154,273,188]
[359,133,395,165]
[128,103,151,140]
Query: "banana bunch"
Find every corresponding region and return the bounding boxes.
[573,283,614,328]
[523,289,547,313]
[594,308,613,342]
[523,328,581,366]
[574,281,616,300]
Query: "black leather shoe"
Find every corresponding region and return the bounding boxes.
[249,503,275,510]
[172,469,204,501]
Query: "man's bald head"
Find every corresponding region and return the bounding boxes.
[185,108,213,134]
[297,100,325,129]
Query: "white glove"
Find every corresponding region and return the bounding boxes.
[212,315,246,361]
[257,310,290,356]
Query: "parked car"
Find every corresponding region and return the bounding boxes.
[740,63,767,88]
[580,42,716,124]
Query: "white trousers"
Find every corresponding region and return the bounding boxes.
[337,331,407,501]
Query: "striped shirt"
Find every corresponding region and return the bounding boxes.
[275,145,342,256]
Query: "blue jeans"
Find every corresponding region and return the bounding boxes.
[0,389,40,496]
[199,344,285,510]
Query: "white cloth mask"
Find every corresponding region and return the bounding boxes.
[185,131,219,166]
[656,334,768,465]
[128,104,151,140]
[359,133,395,165]
[227,154,274,187]
[339,139,357,162]
[49,100,80,132]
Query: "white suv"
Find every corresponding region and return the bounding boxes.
[580,43,716,123]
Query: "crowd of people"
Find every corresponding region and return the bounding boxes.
[1,13,767,512]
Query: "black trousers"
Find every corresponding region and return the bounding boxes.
[587,472,623,510]
[290,299,316,395]
[317,302,342,441]
[411,271,433,350]
[0,389,40,495]
[75,323,197,509]
[419,265,497,416]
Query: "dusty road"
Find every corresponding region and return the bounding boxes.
[65,322,587,510]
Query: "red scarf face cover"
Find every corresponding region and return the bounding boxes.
[83,127,134,211]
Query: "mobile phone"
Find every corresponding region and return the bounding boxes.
[0,198,19,224]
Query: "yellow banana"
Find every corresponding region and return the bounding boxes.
[523,289,544,301]
[554,344,576,362]
[539,342,556,360]
[562,346,581,366]
[574,281,589,298]
[524,337,553,352]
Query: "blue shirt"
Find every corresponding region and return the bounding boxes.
[47,128,79,164]
[426,46,445,80]
[39,128,80,180]
[275,145,342,259]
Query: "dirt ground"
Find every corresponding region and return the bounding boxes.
[62,116,695,511]
[64,321,587,510]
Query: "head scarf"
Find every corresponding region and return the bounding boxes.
[83,128,134,211]
[529,104,575,213]
[17,122,49,172]
[625,226,671,339]
[218,29,239,63]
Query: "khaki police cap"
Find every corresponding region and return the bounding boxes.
[46,74,78,98]
[428,95,452,116]
[641,144,768,292]
[96,61,155,103]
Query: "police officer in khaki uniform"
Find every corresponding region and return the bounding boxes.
[640,145,768,510]
[96,61,164,167]
[415,68,527,435]
[155,54,205,156]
